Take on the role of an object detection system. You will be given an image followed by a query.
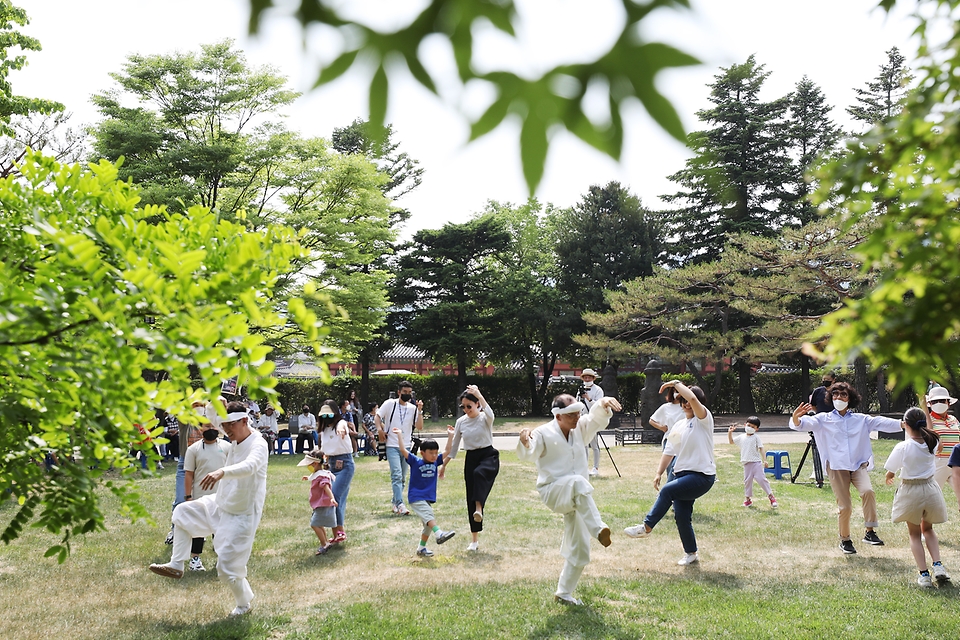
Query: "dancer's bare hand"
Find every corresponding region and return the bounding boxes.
[599,397,622,412]
[200,469,224,491]
[519,428,532,447]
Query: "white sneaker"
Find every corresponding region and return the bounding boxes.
[554,594,583,606]
[396,503,411,516]
[678,553,699,566]
[435,530,456,545]
[918,573,934,588]
[156,461,164,470]
[933,563,951,584]
[624,524,650,538]
[466,541,479,552]
[416,546,434,557]
[589,467,599,477]
[189,556,205,572]
[229,604,253,616]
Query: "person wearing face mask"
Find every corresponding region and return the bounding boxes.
[810,372,836,414]
[577,369,604,477]
[318,399,356,545]
[790,382,902,555]
[440,385,499,552]
[181,417,229,571]
[925,386,959,492]
[375,381,424,516]
[295,405,317,454]
[727,416,778,509]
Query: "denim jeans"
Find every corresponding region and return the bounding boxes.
[386,446,409,507]
[644,471,716,553]
[172,457,186,511]
[328,453,355,526]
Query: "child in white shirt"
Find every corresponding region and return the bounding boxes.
[884,407,950,588]
[727,416,777,508]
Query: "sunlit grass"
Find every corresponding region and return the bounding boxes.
[2,440,959,639]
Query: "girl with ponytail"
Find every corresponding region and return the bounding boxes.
[884,406,951,588]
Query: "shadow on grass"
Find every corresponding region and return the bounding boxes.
[134,613,288,640]
[526,606,637,640]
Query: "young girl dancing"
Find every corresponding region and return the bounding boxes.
[884,407,951,588]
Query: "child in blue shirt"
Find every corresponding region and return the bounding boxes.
[393,427,456,556]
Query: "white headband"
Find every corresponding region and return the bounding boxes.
[552,401,585,416]
[224,411,248,423]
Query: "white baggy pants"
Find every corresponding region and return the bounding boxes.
[171,494,260,608]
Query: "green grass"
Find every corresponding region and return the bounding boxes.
[2,440,960,639]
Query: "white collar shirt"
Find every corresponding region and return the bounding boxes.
[794,410,901,471]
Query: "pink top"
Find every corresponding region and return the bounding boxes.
[309,470,335,509]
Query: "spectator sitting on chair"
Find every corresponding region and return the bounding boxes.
[296,405,317,453]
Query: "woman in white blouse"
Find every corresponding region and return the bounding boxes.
[318,398,356,545]
[441,385,500,552]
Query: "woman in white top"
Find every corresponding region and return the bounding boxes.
[649,387,687,482]
[884,407,950,587]
[318,399,355,545]
[624,381,716,566]
[441,385,499,552]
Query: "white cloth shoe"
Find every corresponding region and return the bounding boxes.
[229,604,253,616]
[588,467,599,477]
[624,524,650,538]
[554,594,583,606]
[466,541,479,552]
[678,553,699,566]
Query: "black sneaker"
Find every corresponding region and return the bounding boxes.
[862,531,884,546]
[839,540,857,554]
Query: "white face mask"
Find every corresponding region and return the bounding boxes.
[931,402,949,415]
[744,426,756,435]
[833,399,849,412]
[583,381,593,389]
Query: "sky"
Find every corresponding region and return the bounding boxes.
[13,0,920,235]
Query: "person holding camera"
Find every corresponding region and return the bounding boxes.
[441,385,500,552]
[791,382,902,555]
[375,381,424,516]
[577,369,604,477]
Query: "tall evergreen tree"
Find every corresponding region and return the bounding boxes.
[846,47,912,126]
[782,76,842,226]
[661,56,792,266]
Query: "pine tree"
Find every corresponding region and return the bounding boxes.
[662,56,792,266]
[782,76,842,226]
[846,47,912,126]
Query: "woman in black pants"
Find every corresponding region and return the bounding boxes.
[440,385,500,552]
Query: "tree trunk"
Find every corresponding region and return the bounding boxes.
[877,368,890,412]
[800,354,811,404]
[359,347,371,408]
[737,358,755,414]
[854,356,869,410]
[456,351,468,392]
[709,359,724,408]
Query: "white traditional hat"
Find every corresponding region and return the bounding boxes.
[580,368,599,378]
[927,386,957,404]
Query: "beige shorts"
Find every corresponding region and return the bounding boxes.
[891,477,948,525]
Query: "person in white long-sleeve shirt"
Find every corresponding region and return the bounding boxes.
[790,381,902,555]
[150,401,269,617]
[517,393,622,606]
[577,368,604,476]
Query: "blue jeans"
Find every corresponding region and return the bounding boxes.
[644,471,716,553]
[328,453,355,527]
[172,458,186,511]
[386,446,409,507]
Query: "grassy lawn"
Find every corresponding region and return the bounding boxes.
[2,439,960,639]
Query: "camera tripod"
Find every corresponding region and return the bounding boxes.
[791,431,824,488]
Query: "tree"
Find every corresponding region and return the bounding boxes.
[0,1,61,136]
[244,0,699,192]
[482,199,582,413]
[661,56,793,266]
[332,118,424,205]
[0,110,85,178]
[90,40,299,213]
[846,46,912,126]
[552,182,662,315]
[0,153,329,559]
[812,0,960,392]
[390,215,512,390]
[781,77,842,226]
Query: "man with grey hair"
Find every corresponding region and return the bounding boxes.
[517,393,622,606]
[149,400,268,616]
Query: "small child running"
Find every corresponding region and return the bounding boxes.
[393,428,455,557]
[299,448,338,555]
[884,407,950,588]
[727,416,778,508]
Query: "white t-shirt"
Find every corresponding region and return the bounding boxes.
[733,433,764,463]
[663,410,716,476]
[257,413,279,434]
[320,420,354,456]
[651,402,686,431]
[298,412,317,433]
[378,398,418,448]
[885,438,938,480]
[183,439,229,498]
